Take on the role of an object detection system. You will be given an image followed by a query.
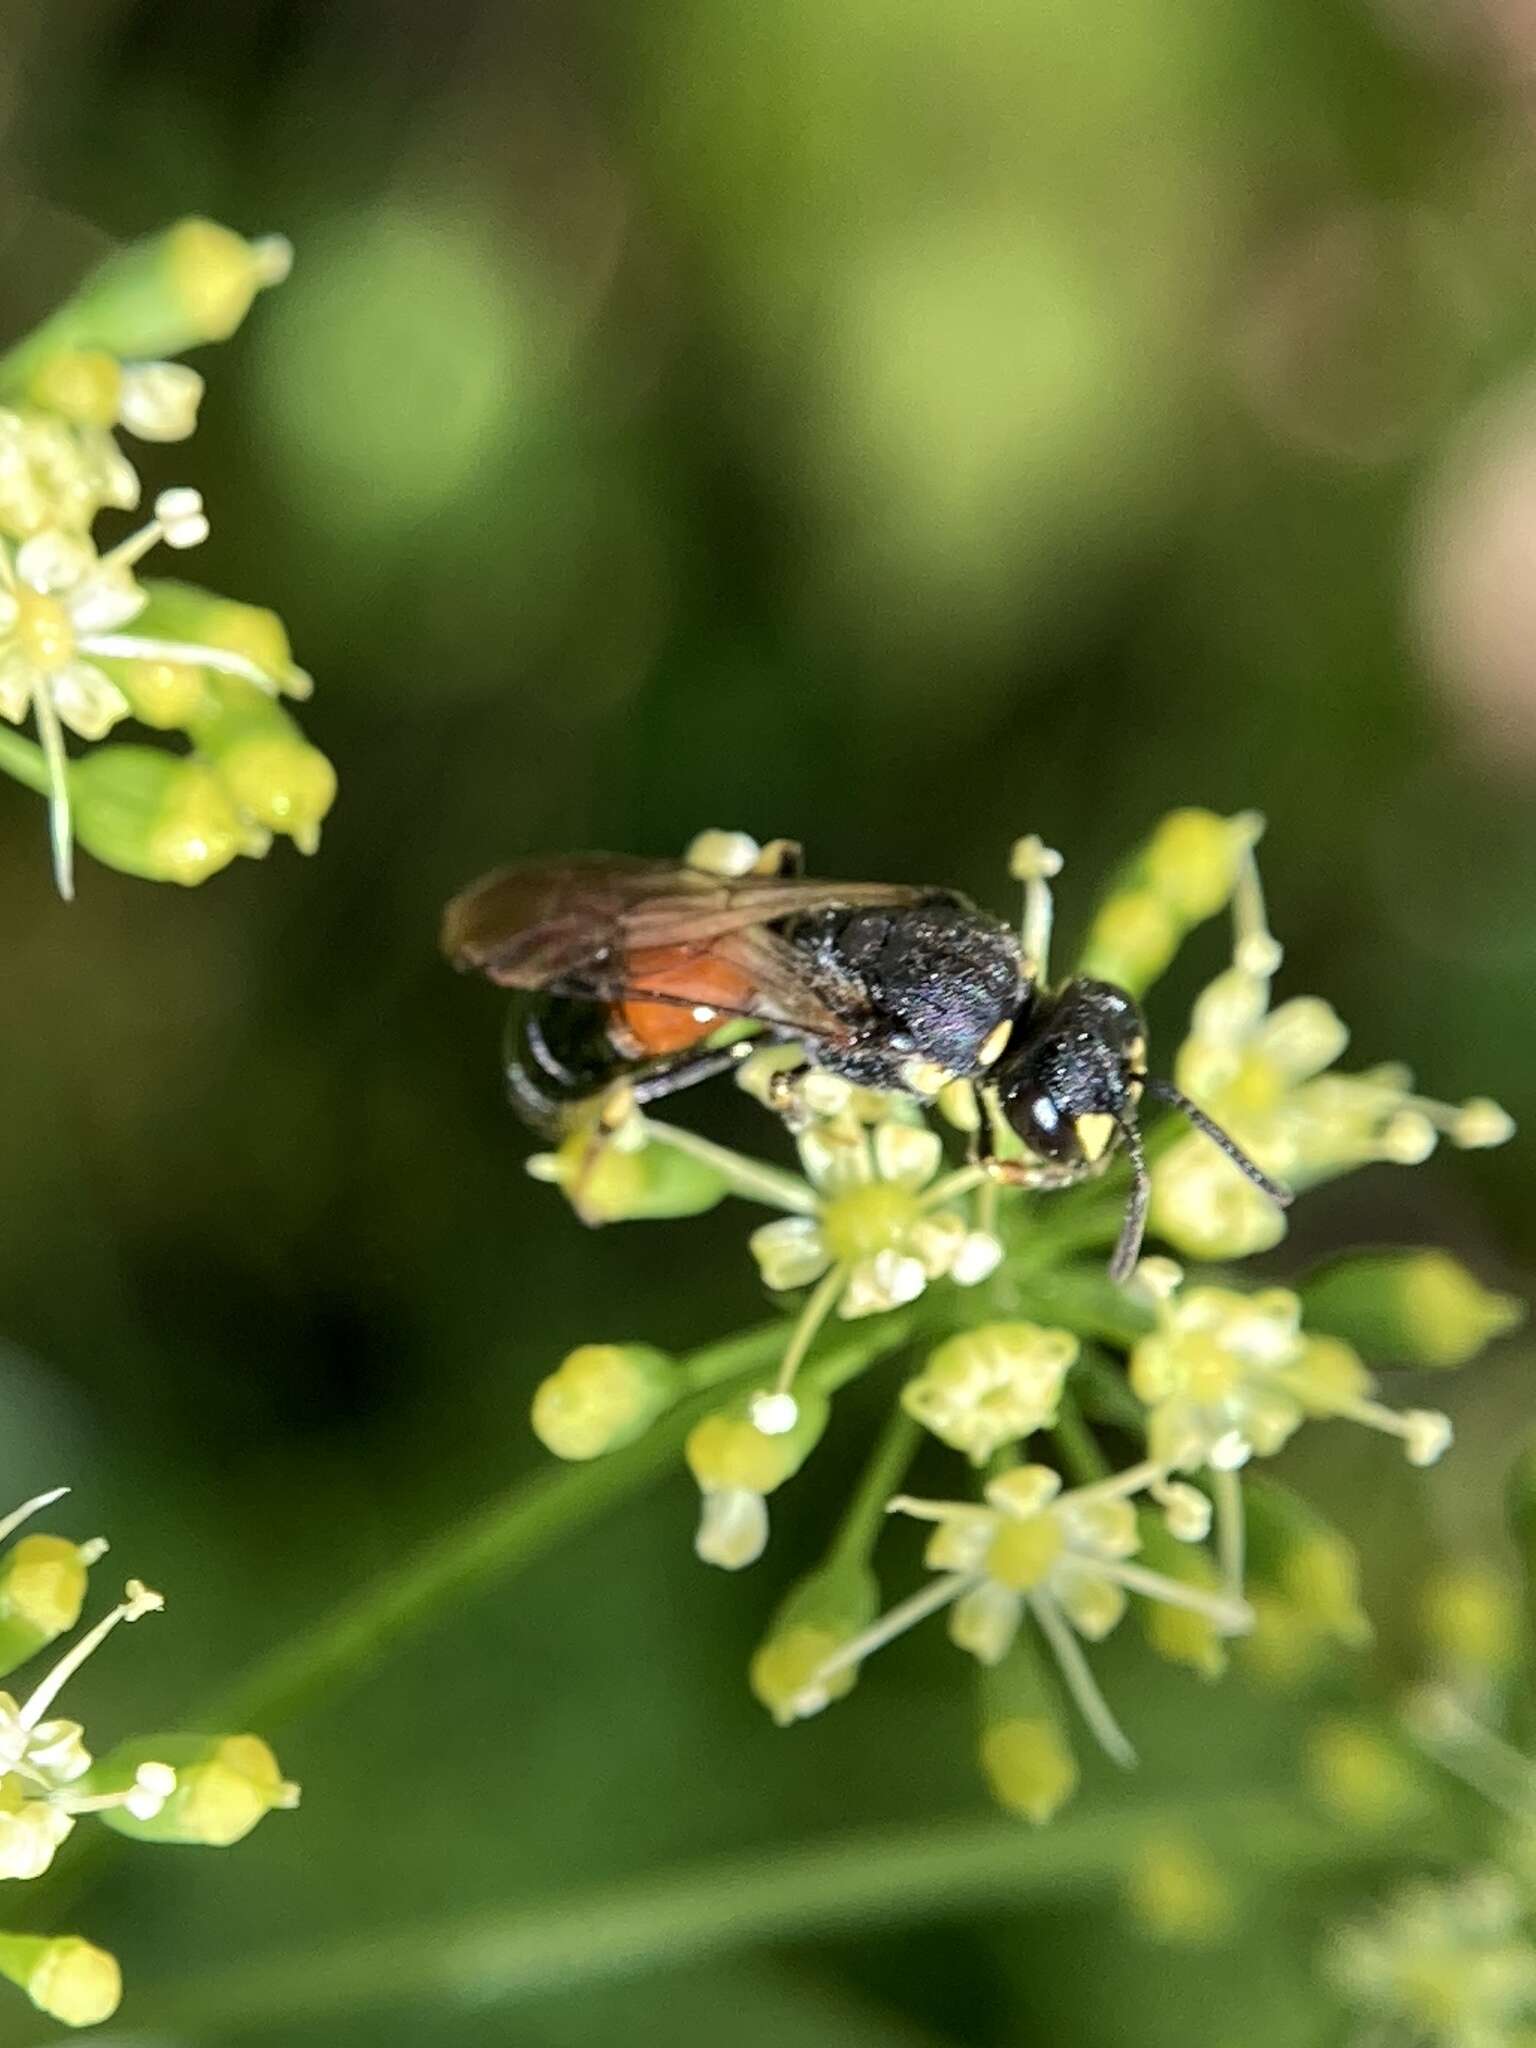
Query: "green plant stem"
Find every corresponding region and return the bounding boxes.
[1052,1385,1111,1484]
[0,725,50,798]
[1009,1262,1153,1349]
[829,1406,922,1568]
[640,1117,817,1214]
[209,1314,920,1732]
[123,1797,1431,2036]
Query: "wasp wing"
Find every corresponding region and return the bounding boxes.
[441,855,938,990]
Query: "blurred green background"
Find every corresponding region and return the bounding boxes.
[0,0,1532,2041]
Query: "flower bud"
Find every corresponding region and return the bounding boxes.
[1304,1717,1430,1830]
[0,1934,121,2028]
[901,1323,1077,1466]
[977,1636,1078,1823]
[182,675,335,851]
[687,1390,830,1572]
[1242,1478,1372,1673]
[87,1733,298,1846]
[531,1344,681,1461]
[1301,1251,1524,1370]
[1421,1562,1522,1678]
[6,220,290,372]
[69,746,253,886]
[0,1534,100,1679]
[685,1390,830,1499]
[528,1127,731,1223]
[25,350,122,428]
[749,1558,880,1725]
[1078,809,1262,993]
[102,653,210,730]
[1124,1831,1236,1944]
[137,580,312,699]
[1134,1512,1227,1680]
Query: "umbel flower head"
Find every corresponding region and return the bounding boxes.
[1128,1259,1455,1475]
[0,1485,298,2029]
[516,814,1516,1823]
[0,213,332,899]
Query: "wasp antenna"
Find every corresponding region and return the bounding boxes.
[1109,1111,1150,1284]
[1143,1077,1293,1207]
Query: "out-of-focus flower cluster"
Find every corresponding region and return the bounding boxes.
[0,1486,297,2029]
[518,812,1518,1827]
[0,217,334,899]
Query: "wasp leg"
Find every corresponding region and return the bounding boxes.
[971,1106,1111,1193]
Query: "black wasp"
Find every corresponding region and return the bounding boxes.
[442,839,1289,1280]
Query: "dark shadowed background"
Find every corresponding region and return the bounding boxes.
[0,2,1532,2043]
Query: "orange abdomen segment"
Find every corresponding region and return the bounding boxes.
[619,946,761,1055]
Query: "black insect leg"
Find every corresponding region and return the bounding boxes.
[972,1103,1112,1194]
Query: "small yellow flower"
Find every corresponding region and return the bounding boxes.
[0,1576,173,1880]
[901,1323,1078,1465]
[749,1114,1000,1319]
[1330,1873,1536,2047]
[791,1460,1249,1765]
[1150,963,1513,1261]
[1128,1266,1453,1474]
[0,407,138,539]
[0,494,291,897]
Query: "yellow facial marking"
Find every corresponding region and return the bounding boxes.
[1075,1112,1117,1162]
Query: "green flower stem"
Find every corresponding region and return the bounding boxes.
[127,1798,1434,2035]
[769,1264,850,1401]
[1008,1262,1152,1349]
[640,1118,818,1215]
[212,1313,922,1732]
[1051,1384,1111,1485]
[1068,1348,1149,1437]
[0,725,51,798]
[828,1407,922,1569]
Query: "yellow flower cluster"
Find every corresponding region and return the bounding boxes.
[0,1487,296,2029]
[515,816,1518,1828]
[0,218,333,898]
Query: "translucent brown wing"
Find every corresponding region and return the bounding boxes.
[441,855,933,989]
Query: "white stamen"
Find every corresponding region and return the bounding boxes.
[1029,1591,1137,1768]
[792,1572,975,1708]
[1211,1466,1246,1602]
[1096,1557,1252,1635]
[19,1580,163,1729]
[0,1488,69,1549]
[751,1391,799,1437]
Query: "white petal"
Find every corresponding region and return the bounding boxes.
[951,1231,1004,1286]
[695,1487,768,1570]
[839,1250,926,1318]
[70,567,146,634]
[0,650,34,722]
[0,589,17,633]
[748,1215,831,1292]
[873,1121,943,1190]
[15,531,91,594]
[797,1123,871,1193]
[948,1581,1021,1666]
[50,662,129,741]
[118,362,204,442]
